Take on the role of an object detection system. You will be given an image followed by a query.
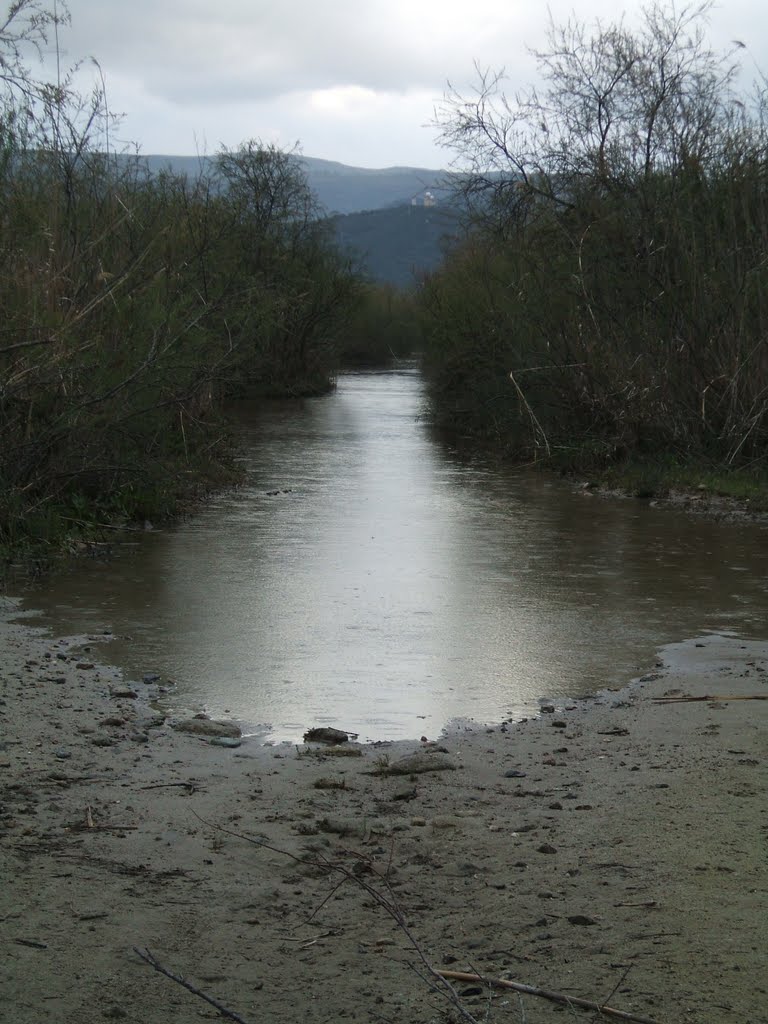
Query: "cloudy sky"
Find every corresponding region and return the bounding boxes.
[38,0,768,169]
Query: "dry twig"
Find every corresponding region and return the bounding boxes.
[436,970,661,1024]
[140,781,199,792]
[191,814,669,1024]
[192,814,480,1024]
[133,947,252,1024]
[653,694,767,704]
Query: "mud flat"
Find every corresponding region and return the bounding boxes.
[1,595,766,1024]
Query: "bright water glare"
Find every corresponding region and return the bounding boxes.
[22,369,768,741]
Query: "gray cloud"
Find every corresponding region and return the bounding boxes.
[31,0,768,166]
[58,0,529,103]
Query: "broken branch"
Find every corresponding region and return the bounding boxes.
[653,695,768,704]
[140,781,199,792]
[435,970,661,1024]
[132,947,252,1024]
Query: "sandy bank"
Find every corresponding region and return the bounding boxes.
[1,596,766,1024]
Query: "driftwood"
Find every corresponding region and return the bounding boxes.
[303,727,351,744]
[78,806,136,832]
[133,947,252,1024]
[191,815,670,1024]
[140,781,199,792]
[78,824,138,832]
[192,815,479,1024]
[653,694,768,704]
[436,969,661,1024]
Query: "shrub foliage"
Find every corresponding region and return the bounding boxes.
[0,2,356,551]
[422,2,768,474]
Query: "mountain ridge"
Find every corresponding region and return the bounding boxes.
[138,153,458,284]
[140,153,448,215]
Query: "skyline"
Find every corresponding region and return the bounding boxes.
[35,0,768,170]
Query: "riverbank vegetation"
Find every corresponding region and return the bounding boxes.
[336,283,423,365]
[0,2,358,562]
[420,1,768,498]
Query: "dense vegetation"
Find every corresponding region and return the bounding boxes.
[0,2,357,558]
[336,283,424,365]
[420,2,768,490]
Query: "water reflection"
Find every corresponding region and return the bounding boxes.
[20,369,768,741]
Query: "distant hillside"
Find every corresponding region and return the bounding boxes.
[332,204,460,288]
[138,153,459,285]
[139,153,448,216]
[297,156,450,214]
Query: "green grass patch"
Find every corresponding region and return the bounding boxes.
[590,457,768,510]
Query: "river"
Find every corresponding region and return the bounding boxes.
[19,368,768,741]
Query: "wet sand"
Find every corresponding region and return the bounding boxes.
[1,595,766,1024]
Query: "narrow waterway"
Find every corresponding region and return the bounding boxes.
[21,368,768,741]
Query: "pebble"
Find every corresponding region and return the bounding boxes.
[392,786,417,801]
[380,752,456,775]
[431,816,460,829]
[54,749,72,760]
[140,714,167,729]
[317,816,365,837]
[303,727,349,744]
[503,769,527,778]
[172,718,241,739]
[536,843,558,855]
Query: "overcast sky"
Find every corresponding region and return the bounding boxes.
[40,0,768,169]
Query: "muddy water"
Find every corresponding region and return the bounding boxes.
[20,369,768,741]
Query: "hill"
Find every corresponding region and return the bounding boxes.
[332,203,460,288]
[139,153,458,285]
[140,153,448,216]
[298,156,450,214]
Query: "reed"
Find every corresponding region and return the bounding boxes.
[421,2,768,481]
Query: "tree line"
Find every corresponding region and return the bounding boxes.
[0,1,364,558]
[419,1,768,487]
